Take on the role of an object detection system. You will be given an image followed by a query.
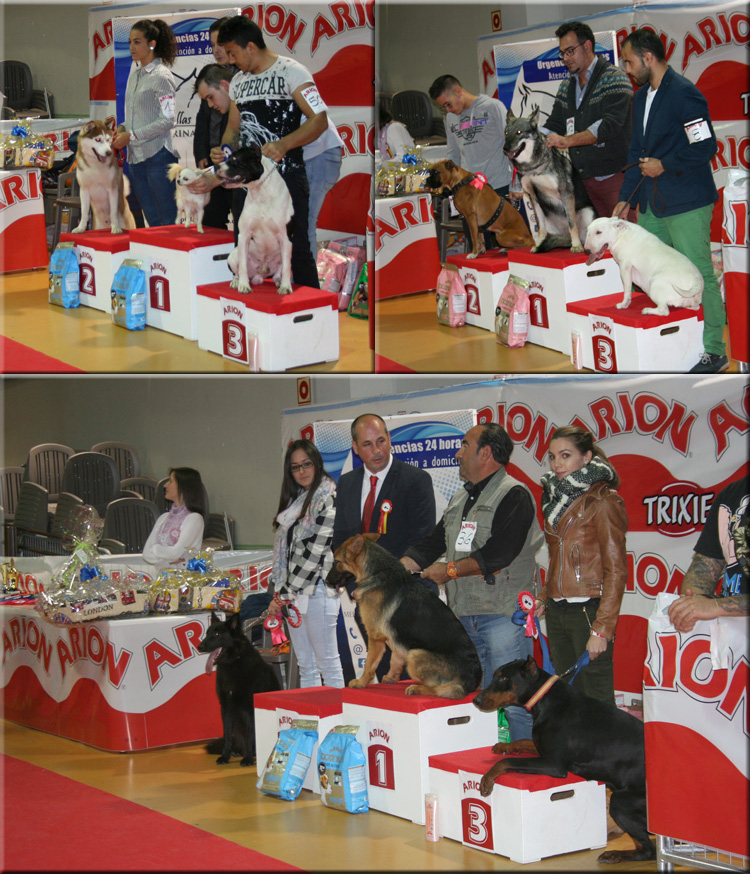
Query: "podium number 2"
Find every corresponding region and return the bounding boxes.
[79,264,95,298]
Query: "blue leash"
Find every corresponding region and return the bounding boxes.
[511,609,589,682]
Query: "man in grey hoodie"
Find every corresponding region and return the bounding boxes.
[429,74,513,252]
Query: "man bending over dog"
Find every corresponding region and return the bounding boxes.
[429,75,514,253]
[401,423,545,742]
[188,15,322,288]
[542,21,633,220]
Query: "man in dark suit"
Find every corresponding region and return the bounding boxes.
[333,413,436,557]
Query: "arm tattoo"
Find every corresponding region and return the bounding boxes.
[681,553,725,596]
[719,593,749,617]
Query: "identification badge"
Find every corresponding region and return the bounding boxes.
[300,84,327,114]
[566,116,575,136]
[455,521,477,551]
[159,93,175,119]
[683,117,711,143]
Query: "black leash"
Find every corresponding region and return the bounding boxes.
[621,160,667,215]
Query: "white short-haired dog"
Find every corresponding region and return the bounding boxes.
[584,217,703,316]
[167,164,212,233]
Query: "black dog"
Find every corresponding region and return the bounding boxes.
[473,656,654,863]
[197,611,280,766]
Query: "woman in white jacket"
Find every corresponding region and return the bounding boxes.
[142,467,205,567]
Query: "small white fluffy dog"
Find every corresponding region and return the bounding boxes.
[584,217,703,316]
[167,164,211,233]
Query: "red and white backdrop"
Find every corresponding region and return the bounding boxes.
[282,375,748,699]
[0,550,272,751]
[87,2,373,241]
[477,0,748,241]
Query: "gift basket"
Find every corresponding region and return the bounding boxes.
[0,121,54,170]
[376,148,430,196]
[36,504,150,624]
[147,551,243,615]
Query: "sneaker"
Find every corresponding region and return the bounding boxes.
[688,352,729,373]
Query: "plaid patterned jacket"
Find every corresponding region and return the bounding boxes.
[271,478,337,595]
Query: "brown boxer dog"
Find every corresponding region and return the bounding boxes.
[425,159,533,258]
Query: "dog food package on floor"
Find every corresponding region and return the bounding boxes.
[316,724,369,813]
[436,262,467,327]
[316,247,351,294]
[48,242,80,308]
[348,263,369,320]
[257,720,319,801]
[110,259,146,331]
[495,274,530,347]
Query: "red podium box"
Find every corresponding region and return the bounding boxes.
[254,687,344,792]
[508,247,621,354]
[1,168,48,273]
[196,281,339,371]
[428,747,606,863]
[128,226,234,340]
[339,682,497,825]
[61,230,131,312]
[447,250,509,332]
[567,291,704,372]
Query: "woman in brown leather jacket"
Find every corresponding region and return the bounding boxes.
[534,425,627,704]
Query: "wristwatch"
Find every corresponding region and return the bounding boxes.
[446,561,458,579]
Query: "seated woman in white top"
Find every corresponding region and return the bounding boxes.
[142,467,205,567]
[378,105,415,160]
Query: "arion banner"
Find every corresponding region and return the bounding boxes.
[281,374,748,698]
[87,1,373,238]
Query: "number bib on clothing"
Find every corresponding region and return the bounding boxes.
[455,521,477,552]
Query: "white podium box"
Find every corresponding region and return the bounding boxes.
[60,230,130,312]
[507,246,621,354]
[428,747,606,863]
[567,291,705,372]
[128,226,234,340]
[254,687,344,792]
[196,281,339,372]
[447,250,510,332]
[339,682,497,825]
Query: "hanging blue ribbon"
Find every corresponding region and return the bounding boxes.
[11,125,29,138]
[187,557,208,572]
[402,152,418,166]
[511,609,555,675]
[79,564,102,582]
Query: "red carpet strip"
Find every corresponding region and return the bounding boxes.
[2,754,301,872]
[375,353,415,373]
[0,335,84,374]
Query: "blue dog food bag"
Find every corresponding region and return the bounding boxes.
[256,720,318,801]
[110,259,146,330]
[48,241,79,308]
[317,724,369,813]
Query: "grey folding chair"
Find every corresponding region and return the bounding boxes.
[91,441,141,480]
[102,497,159,554]
[61,452,121,517]
[27,443,75,502]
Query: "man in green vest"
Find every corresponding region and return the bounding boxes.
[401,423,545,742]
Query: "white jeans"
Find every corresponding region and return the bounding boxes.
[288,581,344,688]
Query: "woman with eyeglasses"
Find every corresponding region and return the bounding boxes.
[268,439,344,687]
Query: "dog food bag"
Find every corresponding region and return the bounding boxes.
[348,263,369,320]
[436,263,467,327]
[316,248,350,293]
[257,720,318,801]
[317,725,369,813]
[48,242,80,309]
[495,274,530,347]
[110,259,146,331]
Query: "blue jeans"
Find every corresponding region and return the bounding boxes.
[460,613,533,741]
[305,146,343,257]
[127,146,179,228]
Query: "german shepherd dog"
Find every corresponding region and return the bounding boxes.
[326,534,482,698]
[72,120,136,235]
[197,611,280,766]
[474,657,654,863]
[504,107,596,253]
